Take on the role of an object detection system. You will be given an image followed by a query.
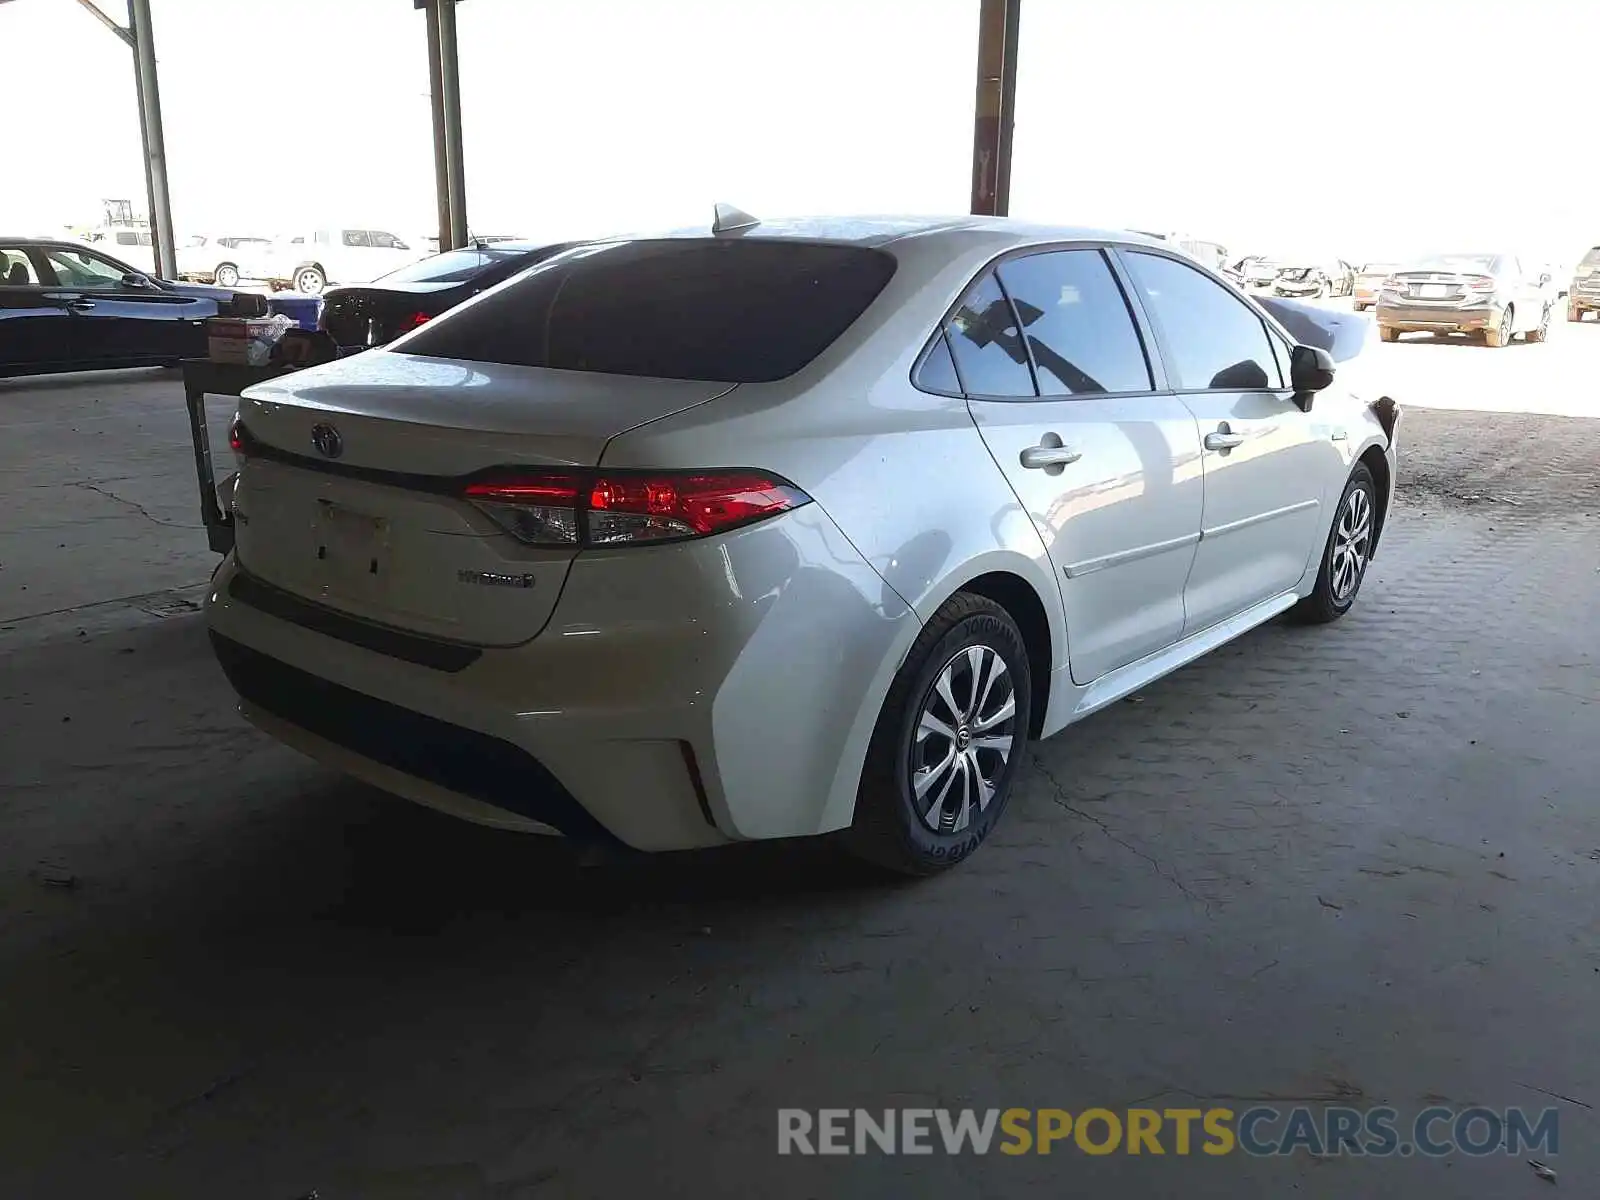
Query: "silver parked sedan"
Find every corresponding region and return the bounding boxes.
[206,215,1401,875]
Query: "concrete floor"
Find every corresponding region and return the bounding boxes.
[2,319,1598,1198]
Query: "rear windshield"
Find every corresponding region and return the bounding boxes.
[379,248,521,285]
[1580,247,1600,267]
[398,238,898,382]
[1409,254,1500,273]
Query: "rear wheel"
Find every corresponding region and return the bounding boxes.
[1485,304,1513,347]
[1293,464,1376,625]
[843,593,1032,876]
[293,265,326,295]
[213,262,240,288]
[1378,325,1400,342]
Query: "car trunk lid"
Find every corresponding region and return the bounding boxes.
[320,283,457,349]
[230,351,735,646]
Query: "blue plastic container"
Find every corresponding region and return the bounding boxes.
[268,295,324,331]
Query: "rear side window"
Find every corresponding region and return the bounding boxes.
[913,330,963,396]
[944,272,1035,398]
[1580,247,1600,267]
[996,249,1152,395]
[400,239,897,383]
[1124,251,1282,390]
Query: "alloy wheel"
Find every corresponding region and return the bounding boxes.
[910,644,1017,835]
[1499,307,1513,346]
[1330,485,1373,602]
[1539,306,1551,340]
[215,265,239,288]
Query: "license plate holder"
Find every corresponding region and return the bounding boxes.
[1421,283,1447,298]
[311,500,390,594]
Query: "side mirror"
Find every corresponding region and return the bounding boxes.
[1538,272,1552,287]
[122,272,152,288]
[1289,343,1335,411]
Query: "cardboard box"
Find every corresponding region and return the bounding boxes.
[207,317,280,366]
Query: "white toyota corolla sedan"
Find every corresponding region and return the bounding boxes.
[206,214,1400,874]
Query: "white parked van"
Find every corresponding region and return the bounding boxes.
[82,227,157,276]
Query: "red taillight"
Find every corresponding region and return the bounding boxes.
[228,415,246,455]
[1466,275,1496,292]
[463,469,809,547]
[398,311,431,333]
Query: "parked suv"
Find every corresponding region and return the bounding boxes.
[177,234,273,287]
[1376,253,1555,347]
[266,229,423,295]
[1568,246,1600,321]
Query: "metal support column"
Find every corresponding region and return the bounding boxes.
[436,0,469,249]
[970,0,1021,217]
[127,0,176,277]
[423,1,453,251]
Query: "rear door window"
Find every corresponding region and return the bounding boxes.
[996,249,1153,395]
[943,271,1035,398]
[400,239,897,382]
[0,247,41,285]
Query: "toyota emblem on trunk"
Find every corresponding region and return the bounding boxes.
[310,423,343,459]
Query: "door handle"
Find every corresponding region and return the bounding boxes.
[1204,430,1245,451]
[1020,444,1082,470]
[65,299,96,312]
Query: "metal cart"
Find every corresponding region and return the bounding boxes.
[181,358,298,556]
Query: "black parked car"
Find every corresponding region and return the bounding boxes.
[320,240,583,351]
[1,237,244,378]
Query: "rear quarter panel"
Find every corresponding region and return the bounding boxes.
[599,233,1068,831]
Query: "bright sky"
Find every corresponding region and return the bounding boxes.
[4,0,1597,267]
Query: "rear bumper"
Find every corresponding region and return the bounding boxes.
[204,505,915,851]
[1376,302,1500,332]
[1570,291,1600,310]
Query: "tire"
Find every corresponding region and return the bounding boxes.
[1378,325,1400,342]
[213,262,240,288]
[1484,304,1513,347]
[1292,464,1377,625]
[843,593,1032,876]
[1525,304,1551,343]
[1570,303,1584,323]
[293,265,326,295]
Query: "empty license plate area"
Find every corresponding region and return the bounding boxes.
[312,500,390,595]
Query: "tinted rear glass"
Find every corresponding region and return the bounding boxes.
[1581,247,1600,267]
[399,239,897,382]
[1409,255,1499,273]
[379,249,499,285]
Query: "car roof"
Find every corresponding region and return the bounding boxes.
[640,213,1165,252]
